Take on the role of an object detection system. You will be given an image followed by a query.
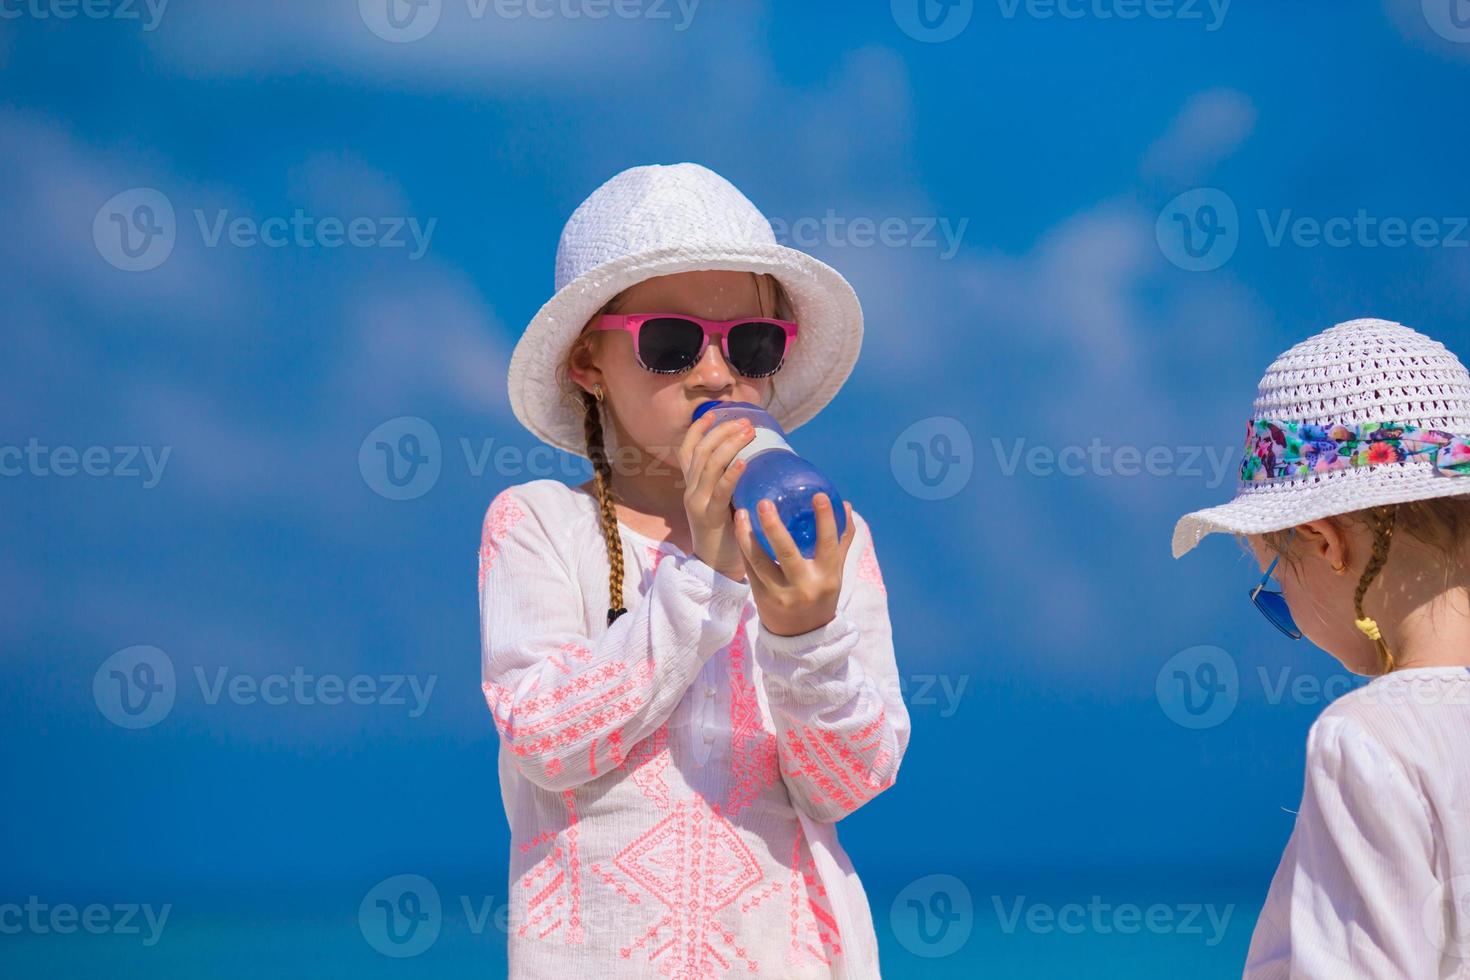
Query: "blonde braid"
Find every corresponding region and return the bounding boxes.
[1353,505,1398,674]
[582,386,628,625]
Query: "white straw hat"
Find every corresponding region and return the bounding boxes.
[1172,317,1470,558]
[507,162,864,458]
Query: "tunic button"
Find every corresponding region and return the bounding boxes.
[703,732,715,744]
[706,687,717,698]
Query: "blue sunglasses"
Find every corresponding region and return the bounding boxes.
[1249,531,1303,640]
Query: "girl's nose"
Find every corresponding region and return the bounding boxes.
[688,339,735,388]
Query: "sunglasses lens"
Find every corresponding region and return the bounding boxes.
[1253,589,1301,638]
[638,317,704,373]
[726,321,788,378]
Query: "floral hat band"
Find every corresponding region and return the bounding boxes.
[1241,419,1470,484]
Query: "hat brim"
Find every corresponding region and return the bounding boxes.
[1172,461,1470,558]
[507,242,863,459]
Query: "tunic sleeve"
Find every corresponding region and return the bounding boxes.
[752,509,911,823]
[1243,713,1441,979]
[478,485,752,792]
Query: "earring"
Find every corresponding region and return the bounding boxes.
[1331,560,1346,574]
[592,383,605,403]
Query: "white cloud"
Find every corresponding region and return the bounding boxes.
[141,0,682,91]
[1141,88,1257,185]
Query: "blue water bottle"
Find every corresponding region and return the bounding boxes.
[691,400,847,563]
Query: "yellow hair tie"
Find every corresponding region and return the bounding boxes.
[1355,616,1382,641]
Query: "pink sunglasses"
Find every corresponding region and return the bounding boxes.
[592,313,799,379]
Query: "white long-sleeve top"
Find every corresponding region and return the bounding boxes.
[477,478,910,979]
[1244,665,1470,979]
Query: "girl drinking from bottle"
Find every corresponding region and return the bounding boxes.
[1173,317,1470,977]
[479,162,909,978]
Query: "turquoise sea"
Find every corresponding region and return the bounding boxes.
[1,876,1260,978]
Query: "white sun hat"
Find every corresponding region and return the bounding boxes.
[506,162,864,458]
[1172,317,1470,559]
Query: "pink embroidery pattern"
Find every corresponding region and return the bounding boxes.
[479,491,528,594]
[517,788,585,945]
[725,623,779,818]
[778,710,895,817]
[624,721,673,811]
[737,822,841,968]
[856,531,885,595]
[482,657,655,771]
[607,799,763,975]
[786,825,842,966]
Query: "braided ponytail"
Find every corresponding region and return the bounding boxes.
[1353,505,1398,674]
[582,384,629,625]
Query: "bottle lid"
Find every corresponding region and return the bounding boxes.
[691,399,762,423]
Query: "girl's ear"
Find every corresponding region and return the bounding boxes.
[1298,519,1350,573]
[566,334,604,393]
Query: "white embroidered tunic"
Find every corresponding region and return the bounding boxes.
[1244,666,1470,979]
[478,478,910,979]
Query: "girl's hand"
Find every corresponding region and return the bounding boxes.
[678,412,757,582]
[735,492,856,636]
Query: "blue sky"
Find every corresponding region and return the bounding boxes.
[5,1,1470,976]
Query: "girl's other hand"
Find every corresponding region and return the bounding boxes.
[735,492,856,636]
[678,412,756,582]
